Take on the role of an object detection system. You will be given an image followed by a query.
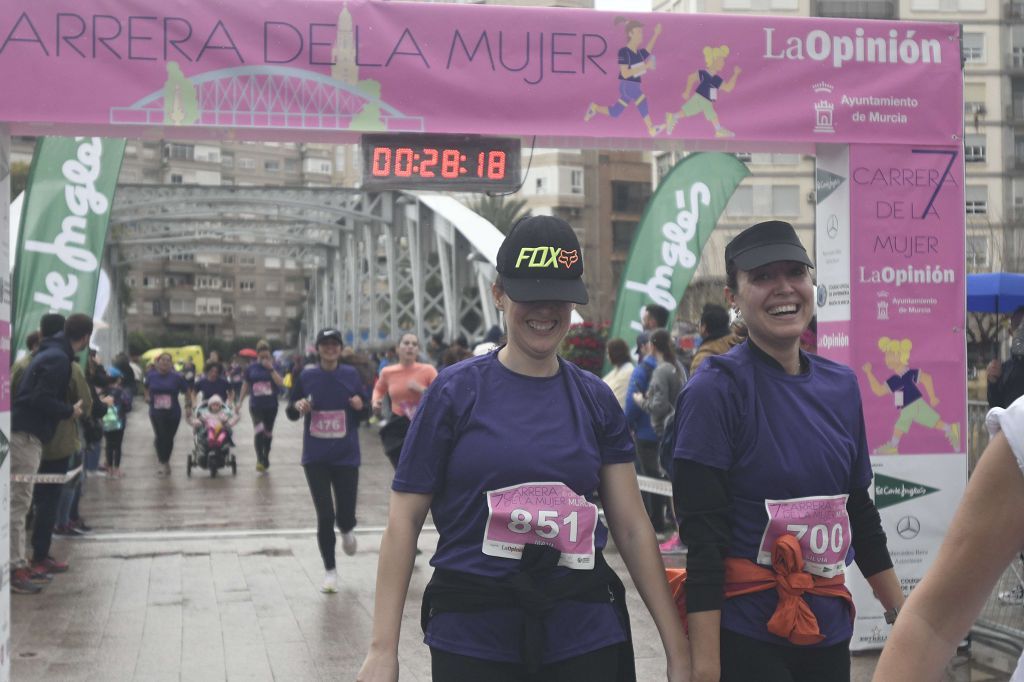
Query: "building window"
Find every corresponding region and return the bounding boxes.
[967,236,989,269]
[964,134,986,163]
[222,154,234,168]
[734,152,752,162]
[170,299,191,314]
[239,255,257,266]
[285,281,297,292]
[266,280,280,292]
[964,82,985,116]
[612,221,637,251]
[611,181,651,214]
[240,304,257,316]
[152,300,162,316]
[962,33,984,64]
[965,186,988,215]
[265,257,282,269]
[238,158,256,170]
[535,177,547,193]
[726,186,754,217]
[143,276,160,289]
[655,153,674,181]
[222,304,234,316]
[170,253,194,262]
[223,255,236,265]
[265,306,282,319]
[570,169,583,194]
[285,305,298,318]
[264,159,280,173]
[164,143,194,161]
[239,280,256,291]
[170,174,183,184]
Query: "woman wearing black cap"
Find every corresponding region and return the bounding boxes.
[286,328,367,593]
[672,220,904,681]
[359,216,688,682]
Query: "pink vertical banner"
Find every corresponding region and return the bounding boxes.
[849,144,966,456]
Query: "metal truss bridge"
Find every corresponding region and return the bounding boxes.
[107,185,502,349]
[109,66,425,132]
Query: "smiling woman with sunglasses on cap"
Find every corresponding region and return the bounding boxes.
[286,328,368,594]
[671,221,904,682]
[358,216,688,682]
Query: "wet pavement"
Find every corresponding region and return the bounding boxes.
[10,401,1018,680]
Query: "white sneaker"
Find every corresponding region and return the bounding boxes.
[341,530,357,556]
[320,569,338,593]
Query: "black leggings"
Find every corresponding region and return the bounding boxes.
[720,629,851,682]
[105,429,125,468]
[32,456,70,563]
[303,463,358,571]
[150,411,181,463]
[250,406,279,465]
[430,644,621,682]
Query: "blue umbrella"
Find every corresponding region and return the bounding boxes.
[966,273,1024,314]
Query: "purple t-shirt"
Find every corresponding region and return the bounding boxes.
[245,364,277,411]
[195,377,231,402]
[673,342,872,647]
[696,70,724,100]
[146,370,189,416]
[290,364,365,467]
[885,369,922,407]
[393,353,635,663]
[617,47,649,83]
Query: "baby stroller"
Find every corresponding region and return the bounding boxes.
[187,396,238,477]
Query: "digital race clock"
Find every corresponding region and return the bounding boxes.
[361,134,521,192]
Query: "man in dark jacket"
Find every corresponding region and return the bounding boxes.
[9,313,91,593]
[988,307,1024,409]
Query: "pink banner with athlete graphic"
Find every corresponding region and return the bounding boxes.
[848,144,966,457]
[0,1,961,146]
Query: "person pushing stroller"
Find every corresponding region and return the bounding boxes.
[188,395,239,474]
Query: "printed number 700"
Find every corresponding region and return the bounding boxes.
[508,509,579,543]
[786,523,844,555]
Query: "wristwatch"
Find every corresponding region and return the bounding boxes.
[883,606,900,625]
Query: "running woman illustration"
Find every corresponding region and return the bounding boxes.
[584,17,665,137]
[665,45,741,138]
[862,336,961,454]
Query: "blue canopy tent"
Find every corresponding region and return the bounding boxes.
[966,273,1024,314]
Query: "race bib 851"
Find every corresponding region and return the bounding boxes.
[482,482,598,570]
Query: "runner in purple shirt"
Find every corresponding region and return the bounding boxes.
[144,352,190,477]
[238,340,285,473]
[672,221,905,682]
[359,216,689,682]
[286,328,366,594]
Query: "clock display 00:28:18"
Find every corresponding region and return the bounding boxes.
[370,146,507,181]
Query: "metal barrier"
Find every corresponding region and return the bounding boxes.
[968,400,1024,659]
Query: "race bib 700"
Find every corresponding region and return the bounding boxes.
[758,494,851,578]
[483,482,598,570]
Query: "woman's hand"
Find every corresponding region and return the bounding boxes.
[294,398,311,415]
[356,648,398,682]
[350,395,364,411]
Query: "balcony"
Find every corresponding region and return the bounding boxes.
[1007,3,1024,20]
[1007,103,1024,124]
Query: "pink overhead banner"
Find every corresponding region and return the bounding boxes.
[0,0,962,146]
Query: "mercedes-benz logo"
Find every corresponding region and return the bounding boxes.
[896,515,921,539]
[827,214,840,238]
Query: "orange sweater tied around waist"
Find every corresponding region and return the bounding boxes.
[665,534,854,646]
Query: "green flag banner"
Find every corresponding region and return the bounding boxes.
[13,137,125,358]
[608,152,749,349]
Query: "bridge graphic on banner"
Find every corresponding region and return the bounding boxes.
[109,65,425,132]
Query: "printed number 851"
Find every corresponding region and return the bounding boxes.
[507,509,579,543]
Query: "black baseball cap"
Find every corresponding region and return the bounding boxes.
[315,328,343,346]
[495,216,589,304]
[725,220,814,271]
